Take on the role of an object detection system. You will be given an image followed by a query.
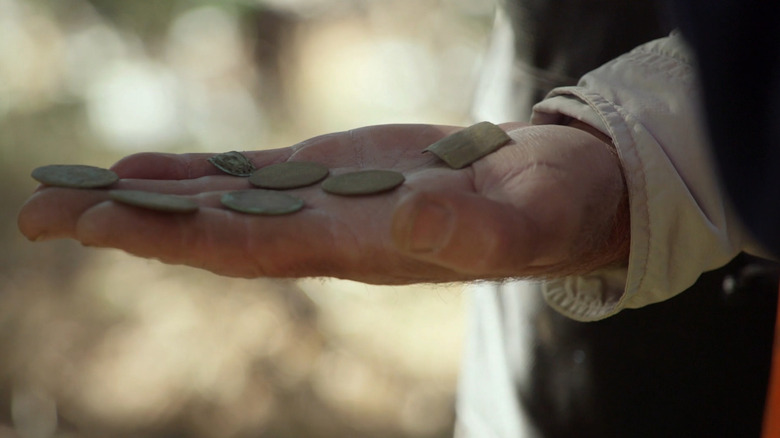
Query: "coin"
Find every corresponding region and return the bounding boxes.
[208,151,257,176]
[31,164,119,189]
[321,170,405,196]
[221,189,304,215]
[109,190,199,214]
[424,121,511,169]
[249,161,330,190]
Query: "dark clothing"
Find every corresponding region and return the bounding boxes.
[525,255,777,437]
[497,0,672,111]
[669,0,780,257]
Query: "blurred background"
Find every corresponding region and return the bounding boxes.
[0,0,495,437]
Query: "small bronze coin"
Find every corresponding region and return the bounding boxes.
[208,151,256,176]
[249,161,330,190]
[109,190,199,214]
[321,170,405,196]
[31,164,119,188]
[221,189,304,215]
[424,121,511,169]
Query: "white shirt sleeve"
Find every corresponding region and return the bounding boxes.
[529,33,766,321]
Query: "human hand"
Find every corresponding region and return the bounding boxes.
[18,122,629,284]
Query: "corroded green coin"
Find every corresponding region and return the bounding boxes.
[424,121,511,169]
[31,164,119,188]
[208,151,256,176]
[109,190,199,214]
[321,170,405,196]
[249,161,330,190]
[221,189,304,215]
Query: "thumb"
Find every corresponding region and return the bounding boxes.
[390,190,544,277]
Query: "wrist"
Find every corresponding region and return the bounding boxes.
[564,119,630,270]
[564,118,615,149]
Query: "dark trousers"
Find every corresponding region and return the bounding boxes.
[524,254,777,437]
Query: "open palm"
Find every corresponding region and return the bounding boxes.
[18,122,629,284]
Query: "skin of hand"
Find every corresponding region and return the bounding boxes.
[17,122,630,284]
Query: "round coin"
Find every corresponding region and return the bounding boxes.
[249,161,330,190]
[221,189,304,215]
[109,190,199,214]
[208,151,256,176]
[321,170,405,196]
[31,164,119,189]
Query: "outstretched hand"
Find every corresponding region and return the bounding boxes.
[18,122,629,284]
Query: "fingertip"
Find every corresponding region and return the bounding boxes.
[18,188,112,244]
[17,198,43,242]
[17,191,73,242]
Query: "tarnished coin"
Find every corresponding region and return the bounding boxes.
[321,170,405,196]
[221,189,304,215]
[249,161,330,190]
[109,190,199,214]
[31,164,119,189]
[424,121,511,169]
[208,151,256,176]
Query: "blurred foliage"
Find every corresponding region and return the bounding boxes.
[0,0,493,436]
